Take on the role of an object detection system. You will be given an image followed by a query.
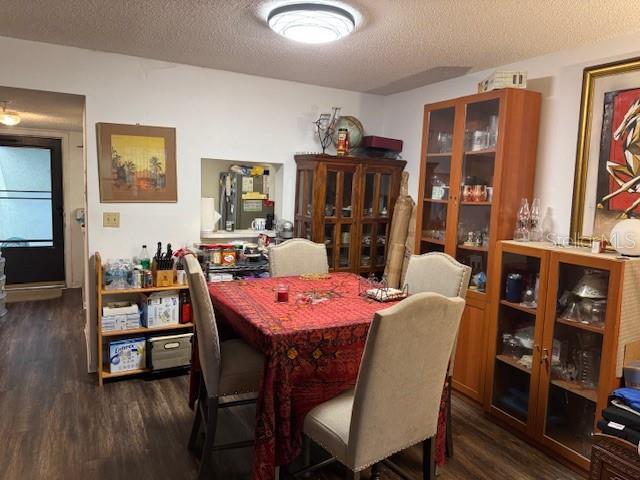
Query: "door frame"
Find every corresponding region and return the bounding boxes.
[0,134,65,284]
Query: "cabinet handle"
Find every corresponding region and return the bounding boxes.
[541,348,550,369]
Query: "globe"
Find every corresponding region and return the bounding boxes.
[332,115,364,149]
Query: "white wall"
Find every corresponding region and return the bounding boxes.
[0,36,384,259]
[0,35,385,370]
[382,31,640,237]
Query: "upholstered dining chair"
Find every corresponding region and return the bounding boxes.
[268,238,329,277]
[183,254,265,480]
[295,292,465,480]
[404,252,471,458]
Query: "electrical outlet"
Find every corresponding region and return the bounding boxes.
[103,212,120,228]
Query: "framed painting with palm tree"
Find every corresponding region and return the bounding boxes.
[96,123,177,202]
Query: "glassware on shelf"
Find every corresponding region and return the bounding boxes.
[572,269,608,299]
[589,300,607,327]
[464,129,473,151]
[502,333,523,359]
[505,273,523,302]
[472,184,488,202]
[488,114,499,148]
[514,198,531,241]
[522,288,536,308]
[462,184,474,202]
[530,198,542,241]
[560,297,581,322]
[472,271,487,292]
[471,130,490,151]
[431,175,447,200]
[436,132,453,153]
[573,349,601,389]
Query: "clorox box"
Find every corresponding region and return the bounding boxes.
[141,291,179,327]
[108,337,146,373]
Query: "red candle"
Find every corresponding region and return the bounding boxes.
[276,285,289,303]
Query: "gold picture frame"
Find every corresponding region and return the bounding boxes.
[97,123,177,202]
[571,57,640,244]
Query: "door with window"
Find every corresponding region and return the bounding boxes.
[0,136,64,284]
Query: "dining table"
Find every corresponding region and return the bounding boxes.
[192,272,448,480]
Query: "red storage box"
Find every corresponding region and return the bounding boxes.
[361,135,403,153]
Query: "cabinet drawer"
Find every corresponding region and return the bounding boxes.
[591,434,640,480]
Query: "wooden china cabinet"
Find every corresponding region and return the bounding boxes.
[415,88,542,402]
[486,241,640,471]
[294,154,406,275]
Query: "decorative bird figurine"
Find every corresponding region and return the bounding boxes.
[600,98,640,217]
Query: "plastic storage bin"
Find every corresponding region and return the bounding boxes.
[148,333,193,371]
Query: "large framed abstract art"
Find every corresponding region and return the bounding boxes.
[97,123,177,202]
[571,57,640,243]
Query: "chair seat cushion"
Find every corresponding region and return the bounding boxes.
[219,339,265,396]
[303,388,354,464]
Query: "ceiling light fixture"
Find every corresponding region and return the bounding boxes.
[0,101,21,126]
[268,3,355,44]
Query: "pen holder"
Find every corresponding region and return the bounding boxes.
[152,259,174,287]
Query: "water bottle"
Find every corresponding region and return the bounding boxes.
[139,245,151,270]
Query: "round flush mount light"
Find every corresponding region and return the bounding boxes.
[268,3,356,44]
[0,101,20,126]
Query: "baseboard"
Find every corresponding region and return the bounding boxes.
[5,282,64,303]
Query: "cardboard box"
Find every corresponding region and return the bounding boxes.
[102,303,141,331]
[108,337,146,372]
[478,70,527,93]
[141,291,180,327]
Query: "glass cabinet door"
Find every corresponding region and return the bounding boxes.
[324,223,336,269]
[420,106,454,255]
[295,168,314,238]
[491,251,542,426]
[455,98,500,293]
[337,223,352,268]
[324,165,357,271]
[541,261,610,460]
[325,170,338,218]
[359,168,395,274]
[359,223,373,270]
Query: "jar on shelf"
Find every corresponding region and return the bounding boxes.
[221,245,236,266]
[211,246,222,265]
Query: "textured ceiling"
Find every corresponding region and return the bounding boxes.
[1,0,640,94]
[0,86,84,131]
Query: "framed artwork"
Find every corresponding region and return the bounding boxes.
[571,57,640,243]
[96,123,177,202]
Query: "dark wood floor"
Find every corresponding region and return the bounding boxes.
[0,290,584,479]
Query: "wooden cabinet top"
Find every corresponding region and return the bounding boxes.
[294,153,407,169]
[500,240,640,265]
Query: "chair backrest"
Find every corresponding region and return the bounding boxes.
[268,238,329,277]
[183,254,221,398]
[346,292,465,471]
[404,252,471,297]
[404,252,471,376]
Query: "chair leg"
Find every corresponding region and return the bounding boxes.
[446,376,454,458]
[198,397,219,480]
[423,437,436,480]
[345,471,360,480]
[188,399,203,453]
[371,463,381,480]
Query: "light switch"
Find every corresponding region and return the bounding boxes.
[103,212,120,228]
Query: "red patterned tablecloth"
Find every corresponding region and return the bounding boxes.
[202,272,447,480]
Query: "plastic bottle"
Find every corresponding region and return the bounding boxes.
[139,245,151,270]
